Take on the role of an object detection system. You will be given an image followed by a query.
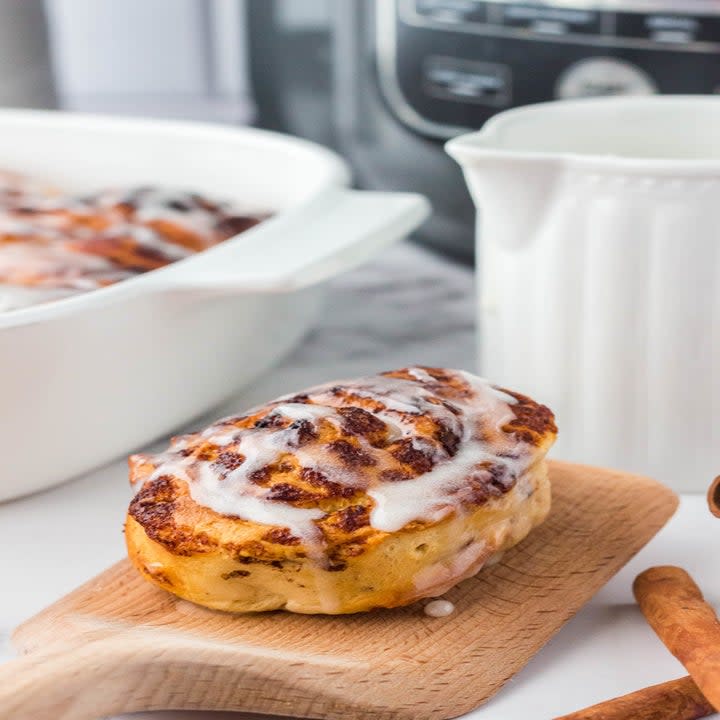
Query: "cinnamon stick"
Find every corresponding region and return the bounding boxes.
[633,566,720,711]
[707,476,720,518]
[553,675,714,720]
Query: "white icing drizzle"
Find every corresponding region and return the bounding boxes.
[102,224,192,262]
[92,187,263,244]
[0,239,119,278]
[135,201,220,238]
[133,369,541,554]
[345,384,426,415]
[369,441,498,532]
[0,170,60,209]
[0,176,264,313]
[365,372,521,532]
[272,403,337,422]
[146,412,327,545]
[0,283,80,311]
[193,466,324,539]
[407,367,437,383]
[424,600,455,618]
[413,537,490,594]
[0,218,53,236]
[0,241,134,299]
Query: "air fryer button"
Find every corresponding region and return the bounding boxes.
[497,4,602,36]
[615,12,720,46]
[414,0,488,24]
[423,57,511,106]
[556,58,657,100]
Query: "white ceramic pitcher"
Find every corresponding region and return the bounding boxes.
[447,96,719,492]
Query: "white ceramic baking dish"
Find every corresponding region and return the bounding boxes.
[0,110,429,501]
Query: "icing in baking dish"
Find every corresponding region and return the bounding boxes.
[131,368,550,548]
[0,173,265,311]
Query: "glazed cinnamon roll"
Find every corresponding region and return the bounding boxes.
[0,174,265,310]
[125,367,557,614]
[0,170,60,210]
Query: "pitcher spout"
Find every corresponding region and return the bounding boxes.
[446,136,561,250]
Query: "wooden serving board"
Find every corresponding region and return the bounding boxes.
[0,461,677,720]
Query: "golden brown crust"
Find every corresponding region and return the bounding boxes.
[128,472,384,568]
[125,460,552,614]
[126,368,557,613]
[128,368,557,569]
[496,388,558,445]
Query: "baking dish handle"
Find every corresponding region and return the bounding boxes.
[150,188,430,294]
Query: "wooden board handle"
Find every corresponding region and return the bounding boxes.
[0,636,149,720]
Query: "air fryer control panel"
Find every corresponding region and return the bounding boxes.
[377,0,720,138]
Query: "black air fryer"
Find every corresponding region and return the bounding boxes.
[332,0,720,262]
[248,0,720,263]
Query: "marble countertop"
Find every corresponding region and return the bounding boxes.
[1,241,718,719]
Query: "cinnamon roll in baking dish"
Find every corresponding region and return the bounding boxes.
[125,367,557,614]
[0,172,264,311]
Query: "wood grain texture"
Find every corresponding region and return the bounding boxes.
[0,461,678,720]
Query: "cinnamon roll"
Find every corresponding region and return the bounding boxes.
[125,367,557,614]
[0,174,265,310]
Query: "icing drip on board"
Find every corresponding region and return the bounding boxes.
[424,600,455,618]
